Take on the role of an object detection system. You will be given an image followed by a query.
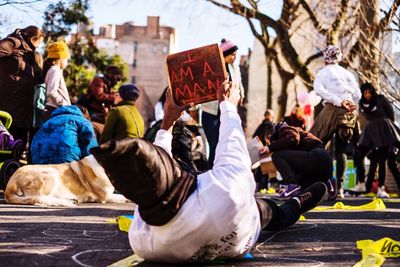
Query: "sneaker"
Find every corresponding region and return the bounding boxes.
[275,184,301,200]
[377,186,389,198]
[325,178,338,200]
[294,182,328,213]
[349,182,366,193]
[338,188,345,199]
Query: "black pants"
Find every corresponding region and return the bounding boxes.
[387,149,400,190]
[365,148,388,192]
[256,197,300,231]
[334,135,350,190]
[201,112,220,168]
[271,146,333,188]
[8,125,35,150]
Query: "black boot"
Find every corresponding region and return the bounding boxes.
[294,182,328,213]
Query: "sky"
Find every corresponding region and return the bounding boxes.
[0,0,282,56]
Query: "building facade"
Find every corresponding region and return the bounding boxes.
[95,16,176,105]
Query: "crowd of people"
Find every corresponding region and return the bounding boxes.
[252,45,400,199]
[1,25,400,263]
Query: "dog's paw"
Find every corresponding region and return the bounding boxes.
[33,196,78,207]
[107,194,130,203]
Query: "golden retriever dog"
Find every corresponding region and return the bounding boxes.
[5,155,129,206]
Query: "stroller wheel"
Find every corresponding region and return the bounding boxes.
[0,159,21,190]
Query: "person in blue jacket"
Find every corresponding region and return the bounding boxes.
[30,105,98,164]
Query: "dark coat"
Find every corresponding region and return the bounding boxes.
[269,125,323,152]
[0,30,39,128]
[358,95,400,148]
[252,120,274,145]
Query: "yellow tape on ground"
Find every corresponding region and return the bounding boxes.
[116,216,132,233]
[313,199,386,211]
[259,187,276,194]
[353,237,400,267]
[106,216,132,232]
[108,254,143,267]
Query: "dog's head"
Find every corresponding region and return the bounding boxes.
[4,165,58,201]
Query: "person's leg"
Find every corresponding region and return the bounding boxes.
[7,126,28,150]
[334,135,347,191]
[354,145,370,184]
[254,167,269,191]
[201,112,220,168]
[377,148,389,188]
[271,150,301,184]
[272,148,332,188]
[258,182,328,231]
[387,148,400,190]
[256,197,300,230]
[366,154,378,193]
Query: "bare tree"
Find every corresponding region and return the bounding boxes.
[205,0,400,113]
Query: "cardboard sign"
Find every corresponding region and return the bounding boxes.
[166,43,226,106]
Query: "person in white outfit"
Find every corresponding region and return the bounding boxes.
[310,45,361,197]
[91,82,329,263]
[43,41,71,121]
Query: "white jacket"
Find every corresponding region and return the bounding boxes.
[128,101,261,262]
[45,65,71,108]
[314,64,361,107]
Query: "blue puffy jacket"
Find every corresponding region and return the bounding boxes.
[30,105,98,164]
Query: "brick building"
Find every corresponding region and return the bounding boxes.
[95,16,176,105]
[90,16,176,126]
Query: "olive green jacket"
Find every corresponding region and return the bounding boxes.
[100,100,144,144]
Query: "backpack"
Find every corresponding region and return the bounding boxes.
[144,120,197,172]
[34,83,46,111]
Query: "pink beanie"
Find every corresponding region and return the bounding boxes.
[220,38,238,57]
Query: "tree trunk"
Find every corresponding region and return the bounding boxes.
[358,0,381,88]
[266,57,273,109]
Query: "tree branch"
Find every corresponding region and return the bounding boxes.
[304,51,323,66]
[0,0,42,6]
[327,0,350,44]
[298,0,326,35]
[379,0,400,30]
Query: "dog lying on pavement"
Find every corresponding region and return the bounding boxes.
[4,155,129,206]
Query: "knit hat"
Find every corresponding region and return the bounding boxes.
[118,84,140,101]
[47,41,70,59]
[323,45,342,64]
[220,38,238,57]
[90,138,197,226]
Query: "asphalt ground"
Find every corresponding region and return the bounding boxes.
[0,192,399,267]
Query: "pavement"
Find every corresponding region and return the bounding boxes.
[0,192,399,267]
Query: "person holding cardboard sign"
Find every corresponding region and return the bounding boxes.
[91,80,330,263]
[201,39,245,168]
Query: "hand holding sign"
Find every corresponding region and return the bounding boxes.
[217,78,241,106]
[160,87,192,131]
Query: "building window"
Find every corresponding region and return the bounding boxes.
[134,41,138,53]
[132,59,137,68]
[131,76,136,84]
[162,46,168,54]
